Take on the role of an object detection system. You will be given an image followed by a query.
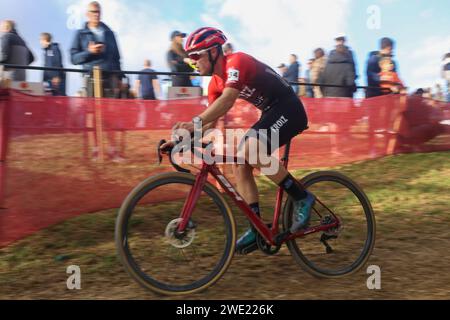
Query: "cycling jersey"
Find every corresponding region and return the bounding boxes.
[208,52,296,111]
[208,52,308,153]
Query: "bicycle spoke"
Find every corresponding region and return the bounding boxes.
[116,174,235,293]
[285,172,375,277]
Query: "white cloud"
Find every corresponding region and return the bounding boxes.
[56,0,353,94]
[64,0,193,72]
[49,0,448,96]
[53,0,200,95]
[419,8,434,20]
[202,0,352,71]
[378,0,400,5]
[398,35,450,90]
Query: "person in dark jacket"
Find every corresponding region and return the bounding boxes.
[40,33,66,96]
[319,45,355,98]
[283,54,300,95]
[366,37,397,98]
[70,1,122,98]
[330,35,358,81]
[167,30,194,87]
[0,20,34,81]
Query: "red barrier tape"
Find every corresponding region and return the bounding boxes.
[0,89,449,247]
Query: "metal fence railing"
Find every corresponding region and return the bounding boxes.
[0,63,397,97]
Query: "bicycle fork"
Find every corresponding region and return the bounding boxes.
[177,166,209,233]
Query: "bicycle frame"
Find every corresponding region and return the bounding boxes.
[175,141,340,246]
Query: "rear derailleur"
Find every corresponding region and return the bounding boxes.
[320,216,340,254]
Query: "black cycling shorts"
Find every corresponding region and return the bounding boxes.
[242,96,308,154]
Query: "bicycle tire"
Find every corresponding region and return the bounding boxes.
[115,172,237,295]
[283,171,376,278]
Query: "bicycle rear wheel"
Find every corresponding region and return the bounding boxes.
[115,172,236,295]
[283,171,376,278]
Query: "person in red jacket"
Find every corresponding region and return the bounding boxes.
[379,57,404,93]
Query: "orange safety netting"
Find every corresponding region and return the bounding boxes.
[0,89,449,247]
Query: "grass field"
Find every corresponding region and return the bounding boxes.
[0,151,449,299]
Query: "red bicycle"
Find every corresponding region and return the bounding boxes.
[115,139,376,296]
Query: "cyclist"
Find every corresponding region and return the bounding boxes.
[161,27,315,254]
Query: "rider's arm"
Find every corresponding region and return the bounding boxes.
[197,87,240,125]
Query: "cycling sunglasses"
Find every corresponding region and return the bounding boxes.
[188,49,211,61]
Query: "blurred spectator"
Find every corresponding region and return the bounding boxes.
[310,48,327,98]
[283,54,300,94]
[434,84,445,102]
[223,43,234,56]
[304,59,314,97]
[70,1,122,98]
[414,88,425,96]
[423,88,432,99]
[40,32,66,96]
[442,53,450,102]
[379,57,404,94]
[319,45,355,98]
[366,37,397,98]
[331,34,358,80]
[167,30,194,87]
[118,76,134,99]
[277,63,287,76]
[135,59,160,100]
[0,20,34,81]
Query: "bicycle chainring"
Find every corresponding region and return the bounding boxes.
[256,233,281,256]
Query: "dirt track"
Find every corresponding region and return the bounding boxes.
[1,152,449,300]
[1,197,449,300]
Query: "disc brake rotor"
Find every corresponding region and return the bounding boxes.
[165,218,196,249]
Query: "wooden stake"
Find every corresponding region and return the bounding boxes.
[386,94,407,155]
[93,66,105,162]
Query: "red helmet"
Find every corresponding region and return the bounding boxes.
[185,27,227,54]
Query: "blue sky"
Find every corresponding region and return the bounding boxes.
[1,0,449,96]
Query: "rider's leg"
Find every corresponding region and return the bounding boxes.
[234,163,261,254]
[242,138,315,233]
[236,95,313,252]
[241,137,296,185]
[233,163,259,205]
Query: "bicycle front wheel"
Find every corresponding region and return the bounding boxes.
[283,171,376,278]
[115,172,236,295]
